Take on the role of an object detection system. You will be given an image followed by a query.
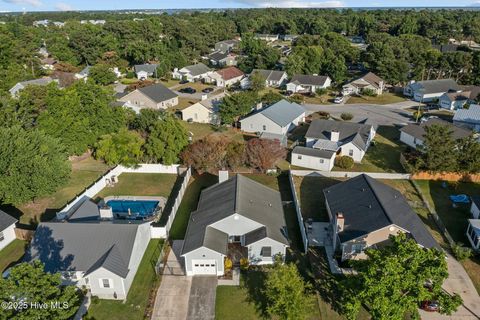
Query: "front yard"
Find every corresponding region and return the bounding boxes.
[87,239,164,320]
[345,92,407,105]
[0,239,27,273]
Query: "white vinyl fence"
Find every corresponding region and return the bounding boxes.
[290,170,411,180]
[288,171,308,253]
[165,167,192,236]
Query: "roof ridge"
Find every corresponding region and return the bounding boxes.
[234,174,241,213]
[362,174,394,225]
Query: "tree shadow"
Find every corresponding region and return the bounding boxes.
[242,270,269,318]
[156,173,186,226]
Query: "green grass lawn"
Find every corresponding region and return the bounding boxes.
[5,157,110,227]
[333,126,406,173]
[87,239,163,320]
[180,122,245,142]
[0,240,27,273]
[175,97,200,111]
[95,173,178,199]
[345,92,406,105]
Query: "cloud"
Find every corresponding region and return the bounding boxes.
[234,0,345,7]
[55,2,73,11]
[2,0,42,7]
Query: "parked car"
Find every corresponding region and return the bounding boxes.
[334,96,345,104]
[180,87,196,94]
[202,87,214,93]
[421,301,440,312]
[179,79,189,84]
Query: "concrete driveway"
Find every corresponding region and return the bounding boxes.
[186,276,218,320]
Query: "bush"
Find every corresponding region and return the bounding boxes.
[362,88,377,97]
[335,156,354,169]
[224,258,233,271]
[412,110,423,122]
[240,258,249,270]
[126,71,135,79]
[452,243,472,261]
[316,88,328,96]
[317,111,330,119]
[340,112,353,121]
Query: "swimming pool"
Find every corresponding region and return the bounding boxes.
[106,200,159,219]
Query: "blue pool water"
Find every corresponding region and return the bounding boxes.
[106,200,159,219]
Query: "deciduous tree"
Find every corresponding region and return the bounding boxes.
[94,129,144,167]
[89,64,117,85]
[246,138,286,172]
[421,124,457,172]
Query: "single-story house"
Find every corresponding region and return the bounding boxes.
[453,104,480,131]
[9,77,56,97]
[286,75,332,94]
[240,99,305,136]
[118,83,178,112]
[207,51,237,67]
[342,72,385,96]
[292,119,376,170]
[172,63,212,82]
[40,57,57,70]
[214,39,240,53]
[439,91,473,110]
[240,69,288,89]
[324,174,440,261]
[281,34,299,42]
[403,79,461,103]
[181,99,219,124]
[181,174,289,276]
[75,66,91,80]
[27,219,151,300]
[207,66,244,88]
[399,118,471,149]
[0,210,17,251]
[254,34,279,42]
[134,64,159,80]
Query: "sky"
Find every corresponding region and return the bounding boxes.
[1,0,480,13]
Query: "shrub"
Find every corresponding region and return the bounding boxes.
[340,112,353,121]
[317,111,330,119]
[412,110,423,122]
[126,71,135,79]
[240,258,249,270]
[224,257,233,271]
[335,156,354,169]
[316,88,328,96]
[452,243,472,261]
[362,88,377,97]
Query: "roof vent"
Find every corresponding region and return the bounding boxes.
[269,203,272,207]
[368,204,372,209]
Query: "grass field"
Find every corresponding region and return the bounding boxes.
[87,239,163,320]
[0,240,27,273]
[180,122,245,142]
[345,92,407,105]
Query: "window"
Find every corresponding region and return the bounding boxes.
[351,244,364,254]
[262,125,266,131]
[0,231,4,242]
[348,149,354,157]
[297,155,302,160]
[261,246,272,257]
[319,159,324,164]
[101,279,111,288]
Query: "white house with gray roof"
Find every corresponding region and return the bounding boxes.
[118,83,178,112]
[404,79,461,103]
[0,210,17,251]
[453,104,480,131]
[75,66,91,80]
[172,63,212,82]
[239,99,305,137]
[134,64,159,80]
[286,75,332,93]
[242,69,288,88]
[27,200,151,300]
[9,77,56,97]
[181,174,289,276]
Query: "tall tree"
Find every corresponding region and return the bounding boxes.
[88,64,117,85]
[421,124,458,172]
[246,138,286,172]
[94,128,144,167]
[249,70,266,92]
[456,135,480,173]
[219,91,258,125]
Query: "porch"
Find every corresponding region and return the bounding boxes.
[227,243,248,267]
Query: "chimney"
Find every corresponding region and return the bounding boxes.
[330,130,340,142]
[256,102,263,111]
[218,170,229,183]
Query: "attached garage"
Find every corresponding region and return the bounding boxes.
[191,260,217,275]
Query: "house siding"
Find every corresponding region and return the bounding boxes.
[87,268,127,300]
[123,223,151,295]
[0,224,16,251]
[291,151,335,171]
[119,91,178,110]
[183,247,224,276]
[400,131,423,149]
[240,113,285,135]
[247,238,287,265]
[181,103,213,123]
[471,202,480,219]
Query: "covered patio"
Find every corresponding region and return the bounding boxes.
[227,243,248,266]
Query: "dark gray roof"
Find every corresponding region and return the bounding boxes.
[208,51,228,61]
[244,227,267,245]
[409,79,460,94]
[183,63,211,77]
[182,175,288,255]
[0,210,17,232]
[400,118,471,141]
[134,64,158,75]
[290,74,330,86]
[324,174,440,249]
[306,119,373,151]
[67,199,100,222]
[27,221,144,277]
[471,195,480,209]
[453,105,480,125]
[137,83,178,103]
[292,146,336,159]
[251,99,305,127]
[252,69,286,82]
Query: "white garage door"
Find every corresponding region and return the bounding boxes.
[192,259,217,275]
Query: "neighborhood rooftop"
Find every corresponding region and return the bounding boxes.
[183,63,211,76]
[410,79,461,94]
[290,74,330,86]
[215,66,244,80]
[324,174,440,249]
[137,83,178,103]
[400,118,471,140]
[255,99,305,127]
[134,64,158,74]
[453,105,480,124]
[0,209,17,232]
[252,69,286,82]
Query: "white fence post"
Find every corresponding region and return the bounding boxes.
[288,171,308,253]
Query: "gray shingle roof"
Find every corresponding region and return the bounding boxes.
[27,221,144,277]
[292,146,336,159]
[244,227,267,245]
[67,199,100,222]
[77,66,91,77]
[254,99,305,127]
[290,74,330,86]
[252,69,286,82]
[324,174,440,249]
[19,77,54,87]
[453,105,480,125]
[183,63,211,77]
[306,119,373,151]
[208,51,229,61]
[0,210,17,232]
[400,118,471,140]
[138,83,178,103]
[182,175,288,255]
[410,79,460,94]
[134,64,158,75]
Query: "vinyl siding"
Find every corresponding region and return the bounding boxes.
[291,151,335,171]
[247,238,287,265]
[0,224,16,251]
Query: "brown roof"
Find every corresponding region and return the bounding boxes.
[460,85,480,100]
[445,91,471,101]
[216,66,244,80]
[360,72,384,89]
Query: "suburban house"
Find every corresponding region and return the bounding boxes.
[403,79,461,103]
[9,77,56,97]
[207,51,237,67]
[172,63,212,82]
[40,57,57,70]
[240,69,288,89]
[240,99,305,137]
[286,75,332,94]
[467,196,480,249]
[342,72,385,96]
[453,104,480,131]
[75,66,91,80]
[399,118,471,149]
[134,64,159,80]
[254,34,279,42]
[181,99,219,124]
[281,34,299,42]
[181,174,289,276]
[27,218,151,300]
[118,83,178,112]
[214,39,240,53]
[0,210,17,251]
[324,174,440,261]
[440,86,480,110]
[292,119,376,171]
[207,66,244,88]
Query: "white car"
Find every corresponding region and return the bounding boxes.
[334,96,345,104]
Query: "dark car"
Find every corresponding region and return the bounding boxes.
[202,87,214,93]
[421,301,440,312]
[179,87,196,94]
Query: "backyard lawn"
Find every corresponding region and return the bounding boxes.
[87,239,163,320]
[180,122,245,142]
[345,92,406,105]
[0,239,27,273]
[175,97,200,111]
